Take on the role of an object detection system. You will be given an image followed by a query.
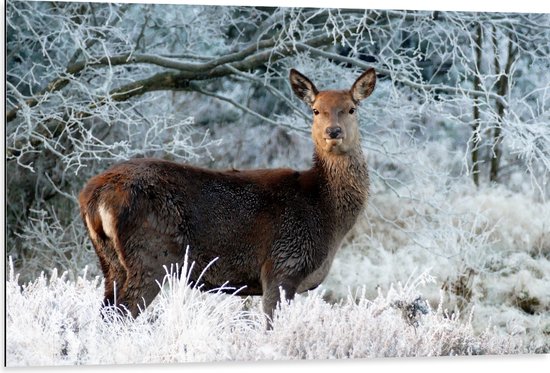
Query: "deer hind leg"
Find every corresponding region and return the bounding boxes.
[117,230,183,318]
[97,240,127,310]
[84,211,128,314]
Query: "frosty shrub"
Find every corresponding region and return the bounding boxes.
[6,258,527,367]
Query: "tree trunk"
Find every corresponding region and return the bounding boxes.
[490,29,517,182]
[471,23,483,186]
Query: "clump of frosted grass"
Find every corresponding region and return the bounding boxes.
[324,184,550,352]
[6,257,525,367]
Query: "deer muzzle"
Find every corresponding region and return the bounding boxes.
[324,126,344,146]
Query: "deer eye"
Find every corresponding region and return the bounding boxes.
[313,109,320,115]
[349,108,356,114]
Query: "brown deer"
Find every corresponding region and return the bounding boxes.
[79,68,376,326]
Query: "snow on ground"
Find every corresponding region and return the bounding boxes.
[324,185,550,352]
[5,259,527,367]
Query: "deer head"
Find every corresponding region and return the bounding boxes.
[290,68,376,155]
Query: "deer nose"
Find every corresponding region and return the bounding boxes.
[325,127,342,139]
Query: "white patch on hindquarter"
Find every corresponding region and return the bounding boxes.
[85,214,99,243]
[99,203,117,239]
[97,203,130,278]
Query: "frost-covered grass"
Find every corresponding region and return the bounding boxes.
[6,256,530,367]
[324,185,550,353]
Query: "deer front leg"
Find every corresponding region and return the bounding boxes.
[260,261,299,329]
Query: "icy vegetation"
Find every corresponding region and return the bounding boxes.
[325,185,550,352]
[6,258,528,367]
[5,1,550,366]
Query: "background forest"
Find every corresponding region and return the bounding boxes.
[5,0,550,365]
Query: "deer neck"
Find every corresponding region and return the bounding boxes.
[313,146,369,234]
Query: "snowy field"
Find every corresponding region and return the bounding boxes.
[1,261,531,366]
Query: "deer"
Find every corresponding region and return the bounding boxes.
[79,68,376,327]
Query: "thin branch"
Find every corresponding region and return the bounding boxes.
[191,84,308,134]
[6,3,130,122]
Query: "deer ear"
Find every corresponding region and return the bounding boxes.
[290,69,319,106]
[351,68,376,102]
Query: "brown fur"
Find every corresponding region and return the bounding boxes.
[79,68,376,327]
